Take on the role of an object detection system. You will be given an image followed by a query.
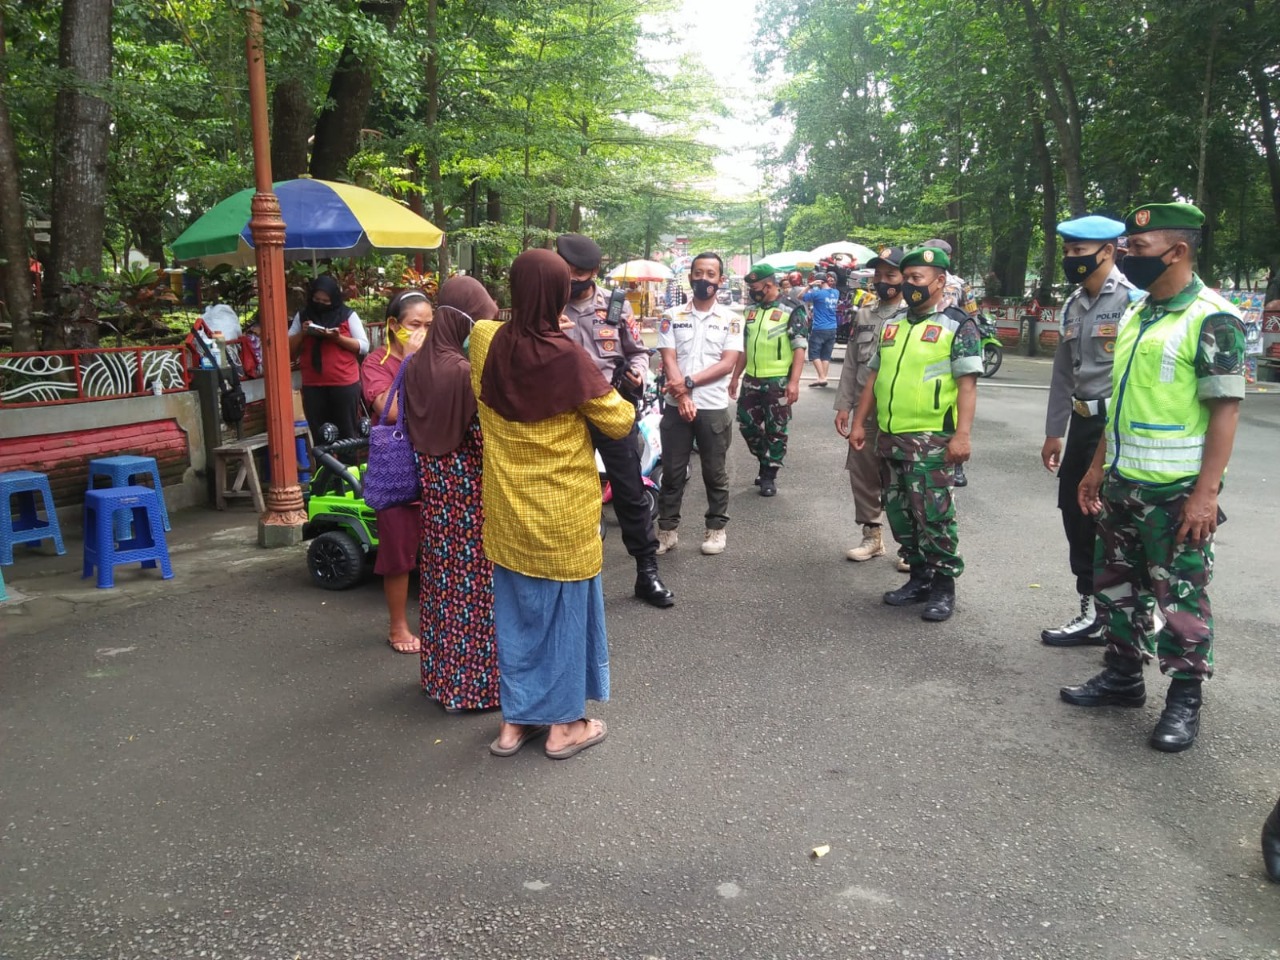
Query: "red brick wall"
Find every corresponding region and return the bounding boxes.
[0,420,190,508]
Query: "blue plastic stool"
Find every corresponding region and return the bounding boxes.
[82,486,174,589]
[0,470,67,565]
[87,455,171,541]
[294,420,312,489]
[0,564,7,603]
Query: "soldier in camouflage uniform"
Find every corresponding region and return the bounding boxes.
[730,263,807,497]
[849,246,982,622]
[1061,202,1246,754]
[925,238,978,487]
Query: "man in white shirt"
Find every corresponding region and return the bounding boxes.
[656,252,744,556]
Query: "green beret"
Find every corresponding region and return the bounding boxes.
[1125,202,1204,234]
[899,246,950,270]
[745,263,776,283]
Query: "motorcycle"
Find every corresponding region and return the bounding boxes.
[977,314,1003,378]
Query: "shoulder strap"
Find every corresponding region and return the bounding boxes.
[386,353,412,425]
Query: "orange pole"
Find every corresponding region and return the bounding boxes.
[245,5,305,545]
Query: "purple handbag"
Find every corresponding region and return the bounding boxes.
[363,356,419,510]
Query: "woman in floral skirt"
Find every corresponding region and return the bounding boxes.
[401,277,500,712]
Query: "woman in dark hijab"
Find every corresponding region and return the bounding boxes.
[288,275,369,442]
[469,250,635,760]
[400,276,501,713]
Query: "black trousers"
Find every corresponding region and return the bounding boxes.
[301,382,362,443]
[590,423,657,563]
[1057,410,1106,596]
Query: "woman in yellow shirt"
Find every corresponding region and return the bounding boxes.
[472,249,635,759]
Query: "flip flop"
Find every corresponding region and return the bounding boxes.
[808,381,828,388]
[489,725,548,757]
[388,636,421,654]
[545,719,608,760]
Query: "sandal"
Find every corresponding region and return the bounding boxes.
[388,635,421,654]
[489,725,548,757]
[545,719,608,760]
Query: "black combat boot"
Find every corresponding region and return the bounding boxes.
[758,465,778,497]
[1059,651,1146,707]
[633,557,674,608]
[1149,678,1202,753]
[884,566,934,606]
[953,462,968,487]
[920,574,955,622]
[1262,796,1280,882]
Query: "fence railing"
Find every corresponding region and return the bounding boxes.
[0,345,190,408]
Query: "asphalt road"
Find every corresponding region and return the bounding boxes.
[3,355,1279,959]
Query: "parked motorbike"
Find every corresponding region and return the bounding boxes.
[977,314,1003,378]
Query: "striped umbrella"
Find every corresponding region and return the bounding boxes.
[172,178,443,267]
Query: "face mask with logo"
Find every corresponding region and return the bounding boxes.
[690,278,718,301]
[902,280,934,309]
[1062,248,1106,284]
[749,288,767,304]
[570,278,594,298]
[1120,246,1175,290]
[874,281,901,302]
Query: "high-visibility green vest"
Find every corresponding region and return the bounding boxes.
[1105,278,1238,484]
[873,309,964,434]
[743,302,795,378]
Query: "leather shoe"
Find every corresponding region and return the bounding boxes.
[1060,658,1146,707]
[1149,679,1201,753]
[1262,796,1280,882]
[884,567,934,606]
[634,569,674,608]
[953,463,968,487]
[921,575,955,621]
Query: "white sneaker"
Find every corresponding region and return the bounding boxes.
[656,529,678,555]
[701,528,726,555]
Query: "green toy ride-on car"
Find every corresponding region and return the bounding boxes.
[303,431,379,590]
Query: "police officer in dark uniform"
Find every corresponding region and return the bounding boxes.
[556,234,674,608]
[1040,215,1139,646]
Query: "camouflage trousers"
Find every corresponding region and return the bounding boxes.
[880,454,963,578]
[736,375,792,468]
[1096,477,1215,681]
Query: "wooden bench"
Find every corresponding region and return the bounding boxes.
[212,426,310,513]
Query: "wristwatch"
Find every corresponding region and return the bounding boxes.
[684,375,695,392]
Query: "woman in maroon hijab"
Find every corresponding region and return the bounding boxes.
[400,276,501,713]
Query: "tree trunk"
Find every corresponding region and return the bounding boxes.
[1029,98,1058,304]
[309,0,406,181]
[269,3,311,180]
[1244,2,1280,231]
[47,0,113,346]
[1195,20,1219,205]
[271,77,313,180]
[420,0,450,278]
[0,9,35,350]
[1016,0,1086,217]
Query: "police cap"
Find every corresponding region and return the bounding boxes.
[1057,215,1126,242]
[923,238,953,256]
[899,246,951,270]
[1125,202,1205,234]
[555,233,602,270]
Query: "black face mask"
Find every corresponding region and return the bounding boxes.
[1120,246,1175,290]
[690,278,719,301]
[1062,249,1106,284]
[570,278,594,298]
[749,288,767,304]
[902,280,934,310]
[874,281,901,302]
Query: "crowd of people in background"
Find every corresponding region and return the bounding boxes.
[282,203,1276,879]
